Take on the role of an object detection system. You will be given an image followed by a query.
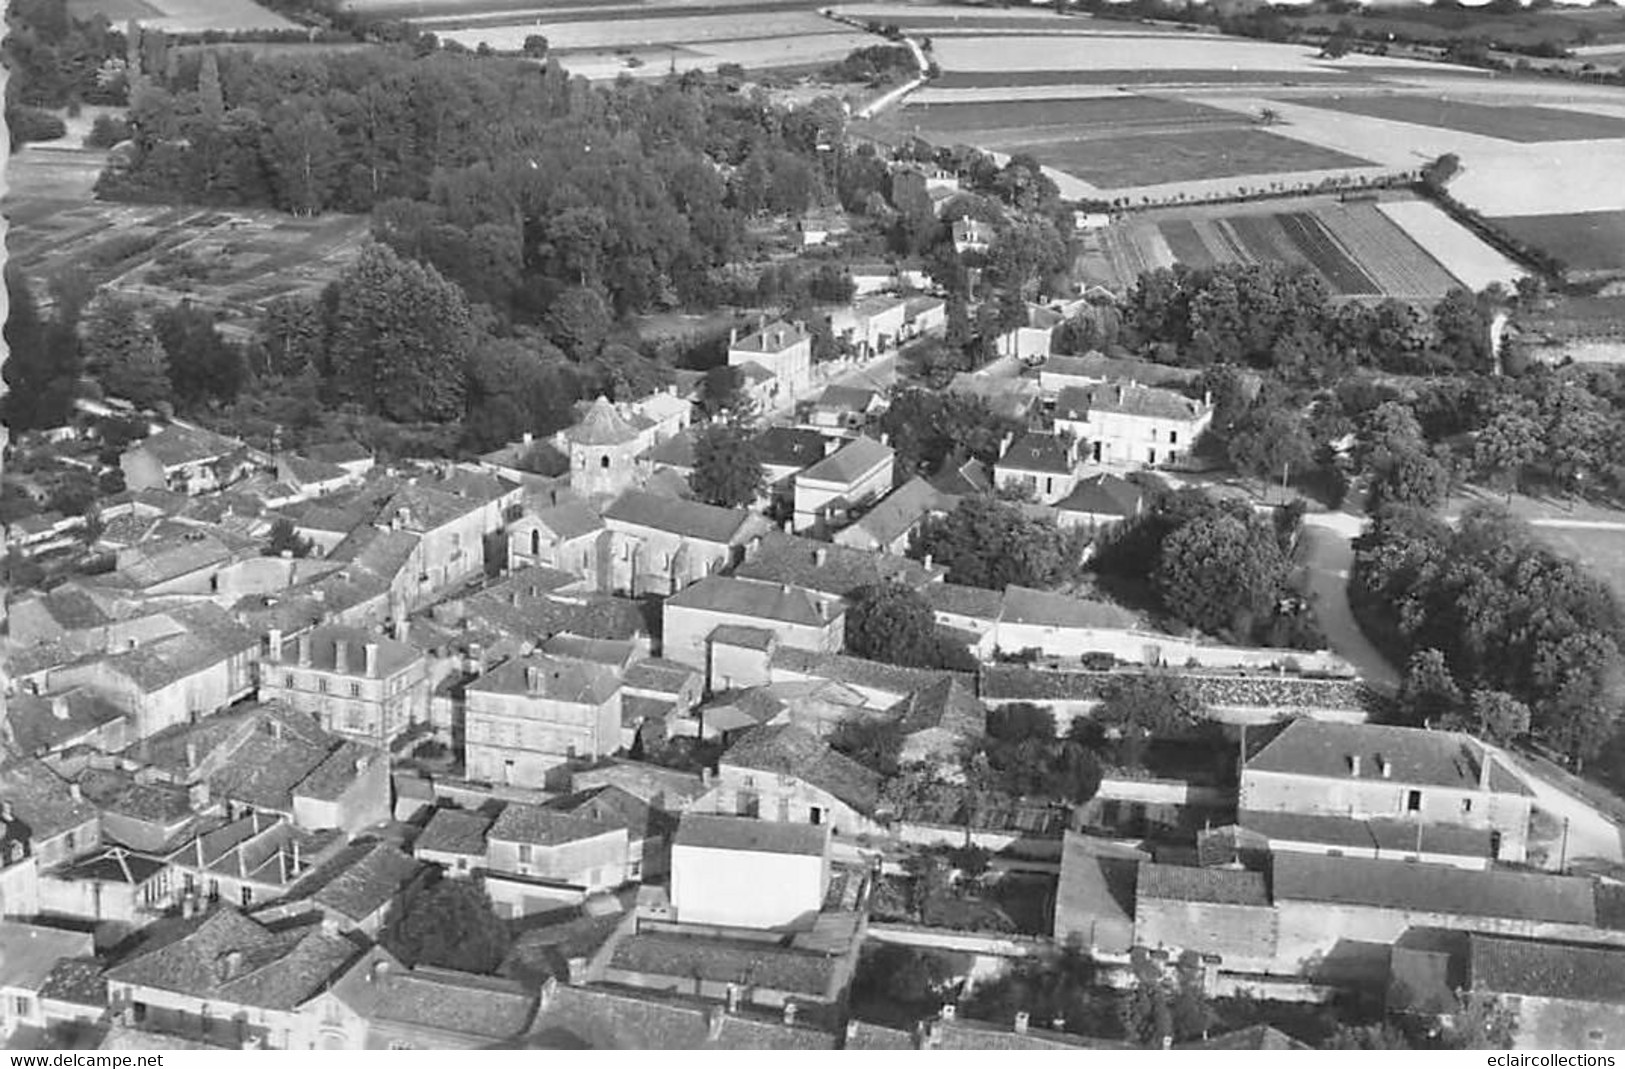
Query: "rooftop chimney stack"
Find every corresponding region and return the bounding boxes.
[1349,754,1361,777]
[1014,1012,1029,1035]
[725,983,741,1015]
[266,628,282,662]
[334,639,349,675]
[1379,756,1392,779]
[783,1002,798,1027]
[298,632,312,667]
[814,548,828,568]
[365,643,379,677]
[940,1004,955,1022]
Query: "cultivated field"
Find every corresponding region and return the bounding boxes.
[1376,200,1528,290]
[1011,128,1376,190]
[1091,198,1465,299]
[899,96,1231,142]
[1281,94,1625,143]
[68,0,298,32]
[1490,210,1625,276]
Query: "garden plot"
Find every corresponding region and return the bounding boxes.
[1376,200,1527,290]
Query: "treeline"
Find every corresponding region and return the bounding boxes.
[1119,261,1494,379]
[1352,503,1625,762]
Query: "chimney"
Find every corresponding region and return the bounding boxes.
[1480,750,1493,792]
[707,1006,727,1041]
[1379,756,1392,779]
[68,782,82,803]
[1051,1016,1066,1032]
[394,617,409,645]
[923,553,934,571]
[939,1004,955,1022]
[370,959,392,983]
[814,547,828,568]
[50,696,70,721]
[758,313,767,333]
[522,432,533,446]
[298,632,312,667]
[774,330,784,348]
[730,326,739,346]
[186,741,199,772]
[334,638,349,675]
[701,768,712,787]
[267,628,282,662]
[1115,385,1125,404]
[365,643,379,677]
[1204,389,1213,407]
[845,1021,860,1044]
[725,983,741,1014]
[1349,754,1361,777]
[783,1001,798,1027]
[540,975,559,1010]
[1162,1035,1174,1051]
[292,838,301,873]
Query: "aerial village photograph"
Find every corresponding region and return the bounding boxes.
[9,0,1625,1053]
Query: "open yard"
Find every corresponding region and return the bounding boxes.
[1282,94,1625,143]
[1490,210,1625,275]
[1010,127,1375,190]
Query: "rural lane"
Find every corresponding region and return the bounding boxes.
[1297,512,1401,693]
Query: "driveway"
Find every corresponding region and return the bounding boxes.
[1297,513,1400,693]
[1483,742,1625,871]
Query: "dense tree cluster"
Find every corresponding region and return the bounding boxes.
[879,388,1024,479]
[823,44,916,85]
[845,582,978,672]
[380,874,512,975]
[1352,503,1625,761]
[911,495,1091,592]
[6,0,128,113]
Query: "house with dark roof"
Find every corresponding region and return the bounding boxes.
[734,529,943,602]
[728,319,814,409]
[119,424,252,497]
[1055,472,1146,532]
[301,944,537,1049]
[162,811,343,913]
[258,625,431,749]
[890,677,986,768]
[995,432,1078,505]
[570,759,708,814]
[1240,719,1534,864]
[793,435,894,534]
[1133,861,1279,974]
[38,955,107,1035]
[832,476,954,555]
[2,688,129,761]
[1053,381,1213,469]
[671,813,831,930]
[601,489,770,597]
[806,383,883,432]
[551,784,674,881]
[710,724,883,838]
[103,907,360,1049]
[506,500,605,585]
[412,807,493,875]
[662,577,844,686]
[274,454,357,502]
[0,760,102,873]
[464,655,623,790]
[755,427,830,488]
[0,922,95,1042]
[263,839,427,937]
[72,769,196,854]
[526,978,838,1048]
[484,802,630,913]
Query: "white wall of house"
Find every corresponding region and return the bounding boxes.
[670,844,827,929]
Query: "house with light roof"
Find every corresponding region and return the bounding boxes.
[463,655,623,788]
[483,802,630,913]
[662,577,845,682]
[792,435,894,533]
[601,490,770,597]
[995,432,1078,505]
[119,424,254,496]
[506,500,605,583]
[258,625,430,748]
[1054,381,1212,468]
[728,319,813,408]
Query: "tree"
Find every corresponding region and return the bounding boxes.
[688,422,764,508]
[81,295,173,409]
[1440,991,1518,1049]
[153,303,245,409]
[1444,689,1530,744]
[1395,648,1462,726]
[1118,949,1210,1048]
[1474,410,1542,499]
[326,243,475,422]
[828,716,905,777]
[846,582,949,669]
[698,364,752,423]
[1324,1024,1412,1050]
[263,517,314,559]
[1227,405,1314,487]
[382,875,512,975]
[1091,672,1204,770]
[913,495,1086,591]
[853,944,957,1010]
[197,50,224,124]
[902,851,951,922]
[1154,511,1287,639]
[1371,445,1451,512]
[522,34,549,58]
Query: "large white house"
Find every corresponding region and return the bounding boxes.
[1053,382,1213,468]
[728,319,813,408]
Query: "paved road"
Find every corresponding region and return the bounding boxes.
[1297,513,1400,693]
[1483,742,1625,870]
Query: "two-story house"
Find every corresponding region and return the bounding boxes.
[258,626,431,748]
[601,490,769,597]
[661,577,845,684]
[792,435,894,533]
[727,320,813,409]
[463,655,622,788]
[670,813,830,930]
[828,296,907,360]
[995,432,1079,505]
[1239,719,1534,865]
[483,802,630,914]
[1053,382,1213,468]
[704,724,883,837]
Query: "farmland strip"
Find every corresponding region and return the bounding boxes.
[1313,203,1457,299]
[1211,220,1254,265]
[1160,220,1216,269]
[1278,212,1380,296]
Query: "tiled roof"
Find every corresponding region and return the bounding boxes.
[720,725,881,815]
[1040,352,1199,388]
[922,582,1004,621]
[769,647,967,698]
[799,435,893,486]
[566,396,642,447]
[622,658,700,696]
[489,802,622,848]
[665,576,836,629]
[603,490,757,544]
[1054,381,1207,422]
[1271,853,1596,924]
[468,655,621,706]
[979,667,1375,713]
[104,908,358,1009]
[333,946,536,1041]
[848,477,951,549]
[293,741,384,802]
[288,840,424,922]
[529,984,837,1049]
[551,786,664,840]
[570,759,707,809]
[280,454,350,487]
[893,677,986,738]
[539,634,636,668]
[377,483,482,534]
[129,424,241,468]
[208,734,333,814]
[610,932,834,996]
[532,501,604,541]
[0,923,93,992]
[755,427,828,470]
[1056,473,1144,519]
[997,432,1072,475]
[415,808,493,856]
[930,457,993,497]
[38,956,106,1009]
[674,813,828,857]
[1238,809,1493,859]
[274,625,420,678]
[0,759,99,839]
[5,689,126,757]
[1245,719,1525,794]
[732,320,808,355]
[733,530,940,598]
[1179,1025,1309,1050]
[1468,934,1625,1004]
[76,768,193,828]
[999,585,1140,630]
[1136,862,1270,907]
[814,385,877,412]
[645,430,697,470]
[931,1019,1128,1050]
[710,624,777,651]
[17,585,113,632]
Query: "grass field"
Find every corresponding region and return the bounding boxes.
[1009,127,1376,189]
[1283,94,1625,143]
[1530,526,1625,606]
[899,95,1229,137]
[931,68,1374,89]
[69,0,297,31]
[1376,200,1528,290]
[1489,210,1625,274]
